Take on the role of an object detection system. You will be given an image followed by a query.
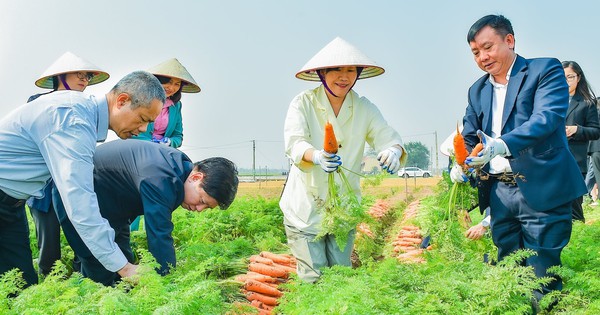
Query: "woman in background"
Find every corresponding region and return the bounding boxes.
[562,60,600,222]
[133,58,200,148]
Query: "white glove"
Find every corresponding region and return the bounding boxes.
[377,146,403,174]
[312,149,342,173]
[466,130,507,167]
[159,137,172,146]
[450,163,468,183]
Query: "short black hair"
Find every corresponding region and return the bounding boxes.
[194,157,239,210]
[467,14,514,43]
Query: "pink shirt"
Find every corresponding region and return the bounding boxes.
[152,99,174,139]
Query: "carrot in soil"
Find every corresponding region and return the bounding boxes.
[244,279,283,297]
[246,291,279,306]
[248,262,289,278]
[323,121,338,154]
[453,123,469,166]
[470,142,484,157]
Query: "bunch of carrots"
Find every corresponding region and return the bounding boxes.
[392,225,430,263]
[390,200,431,263]
[453,124,483,171]
[449,125,483,220]
[317,121,368,250]
[233,251,297,315]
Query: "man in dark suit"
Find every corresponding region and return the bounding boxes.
[450,15,586,307]
[54,140,239,286]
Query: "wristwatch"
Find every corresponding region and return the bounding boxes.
[481,219,490,228]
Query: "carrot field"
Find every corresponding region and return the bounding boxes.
[1,175,599,314]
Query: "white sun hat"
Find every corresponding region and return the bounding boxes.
[295,37,385,81]
[35,51,110,89]
[147,58,201,93]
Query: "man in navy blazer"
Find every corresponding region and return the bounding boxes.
[451,15,586,305]
[54,139,239,286]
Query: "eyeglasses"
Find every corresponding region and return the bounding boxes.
[76,72,94,82]
[566,74,578,82]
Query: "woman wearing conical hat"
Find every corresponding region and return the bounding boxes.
[30,51,109,102]
[26,52,109,281]
[280,37,407,282]
[133,58,200,148]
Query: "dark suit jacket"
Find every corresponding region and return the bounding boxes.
[587,99,600,154]
[462,55,587,213]
[566,94,600,171]
[93,139,194,274]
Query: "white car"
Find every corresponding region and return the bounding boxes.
[398,167,432,178]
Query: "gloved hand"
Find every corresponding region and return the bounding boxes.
[377,146,403,174]
[450,163,468,183]
[151,137,161,143]
[312,149,342,173]
[466,130,507,167]
[159,137,171,146]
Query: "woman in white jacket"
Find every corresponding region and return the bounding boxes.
[280,37,406,282]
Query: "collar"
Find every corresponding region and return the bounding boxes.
[96,95,109,142]
[488,54,517,87]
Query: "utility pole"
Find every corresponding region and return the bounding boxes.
[252,140,256,182]
[434,131,439,175]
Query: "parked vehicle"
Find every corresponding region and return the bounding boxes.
[398,167,431,178]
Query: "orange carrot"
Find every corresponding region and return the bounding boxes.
[245,279,283,297]
[272,262,297,274]
[323,121,338,154]
[260,251,293,266]
[248,262,289,278]
[469,142,484,157]
[401,225,420,231]
[246,271,283,283]
[401,237,424,245]
[250,255,274,265]
[246,291,279,306]
[453,123,469,166]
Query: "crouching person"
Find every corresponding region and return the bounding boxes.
[53,139,238,286]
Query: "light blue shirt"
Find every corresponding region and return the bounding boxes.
[0,90,128,272]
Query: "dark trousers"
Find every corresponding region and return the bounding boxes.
[30,205,62,275]
[489,180,572,295]
[571,172,586,222]
[0,204,38,287]
[53,191,134,286]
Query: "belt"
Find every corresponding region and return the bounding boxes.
[486,172,518,185]
[0,189,26,208]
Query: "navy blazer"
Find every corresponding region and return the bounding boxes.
[565,93,600,171]
[462,55,587,212]
[93,139,194,274]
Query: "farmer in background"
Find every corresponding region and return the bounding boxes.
[0,70,165,287]
[450,14,586,311]
[26,52,110,277]
[562,60,600,222]
[130,58,201,232]
[53,140,238,286]
[281,37,406,282]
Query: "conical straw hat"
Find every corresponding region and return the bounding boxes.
[147,58,201,93]
[35,52,110,89]
[296,37,385,81]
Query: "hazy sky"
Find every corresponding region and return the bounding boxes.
[1,1,599,171]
